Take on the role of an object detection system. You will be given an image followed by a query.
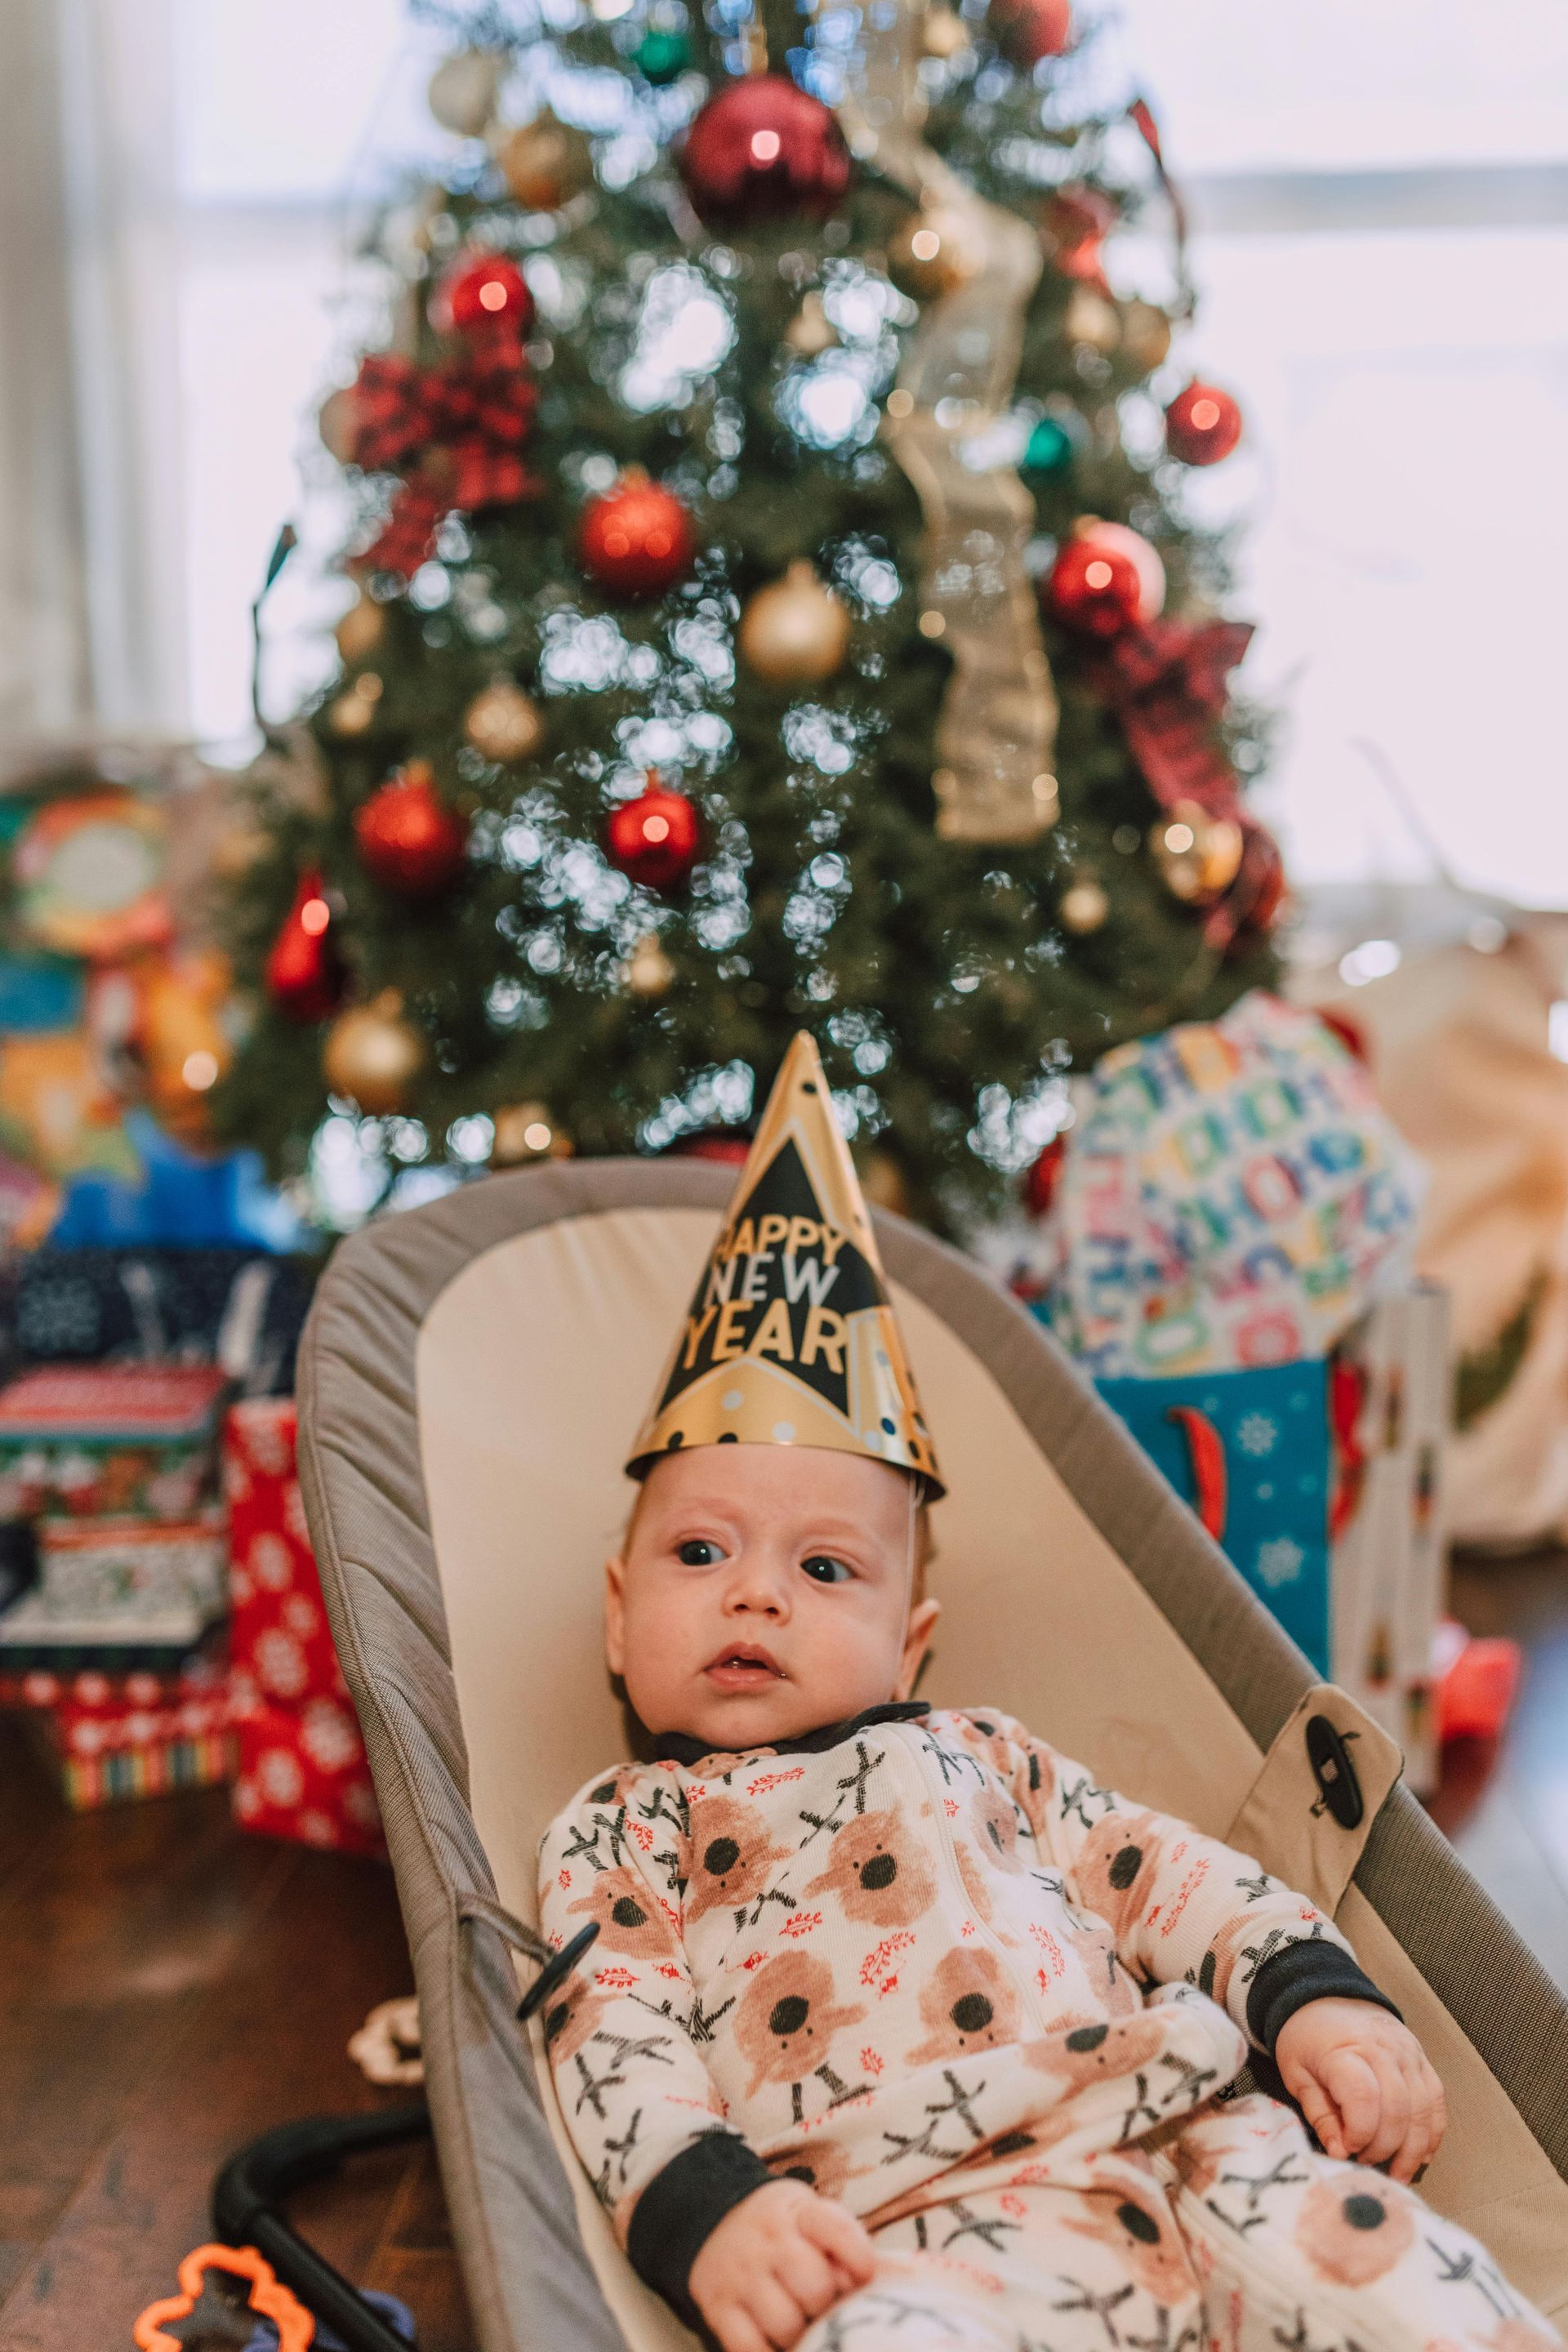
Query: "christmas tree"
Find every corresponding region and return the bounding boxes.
[215,0,1283,1235]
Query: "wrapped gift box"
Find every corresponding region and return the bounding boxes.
[0,1363,228,1521]
[11,1246,310,1396]
[0,1642,226,1713]
[225,1397,348,1706]
[230,1692,385,1859]
[224,1397,383,1855]
[26,1706,234,1810]
[35,1509,227,1619]
[0,1590,225,1676]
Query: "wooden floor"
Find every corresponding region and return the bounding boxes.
[1,1553,1565,2350]
[1432,1549,1568,1992]
[0,1721,472,2351]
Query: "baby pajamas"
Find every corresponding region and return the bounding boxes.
[537,1703,1561,2352]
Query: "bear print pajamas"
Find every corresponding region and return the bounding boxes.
[537,1702,1561,2352]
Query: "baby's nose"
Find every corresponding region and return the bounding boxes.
[725,1558,790,1614]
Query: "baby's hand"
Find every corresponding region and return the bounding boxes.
[689,2179,876,2352]
[1276,1998,1446,2184]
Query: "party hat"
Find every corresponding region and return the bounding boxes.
[626,1031,943,1495]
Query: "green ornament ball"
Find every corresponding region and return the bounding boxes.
[635,28,690,82]
[1023,416,1074,479]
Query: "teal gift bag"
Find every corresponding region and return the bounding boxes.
[1094,1357,1332,1675]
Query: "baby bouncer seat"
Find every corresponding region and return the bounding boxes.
[296,1160,1568,2350]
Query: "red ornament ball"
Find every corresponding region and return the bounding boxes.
[1165,380,1243,466]
[990,0,1072,68]
[605,778,702,891]
[679,75,851,228]
[1023,1132,1067,1218]
[353,762,469,897]
[577,473,696,600]
[436,251,534,340]
[265,870,345,1024]
[1045,534,1146,638]
[670,1129,752,1165]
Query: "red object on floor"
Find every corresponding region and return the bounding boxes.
[224,1397,385,1856]
[225,1398,350,1708]
[230,1690,385,1858]
[1433,1616,1522,1743]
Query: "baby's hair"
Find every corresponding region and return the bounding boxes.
[621,1471,935,1606]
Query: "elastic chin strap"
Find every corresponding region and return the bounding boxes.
[898,1469,917,1694]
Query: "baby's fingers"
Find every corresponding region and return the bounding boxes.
[1389,2055,1446,2185]
[1292,2067,1347,2159]
[1320,2047,1384,2158]
[774,2238,846,2324]
[748,2274,812,2350]
[800,2196,877,2288]
[710,2307,772,2352]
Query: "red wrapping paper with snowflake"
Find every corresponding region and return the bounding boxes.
[223,1399,385,1857]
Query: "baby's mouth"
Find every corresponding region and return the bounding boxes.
[704,1644,786,1690]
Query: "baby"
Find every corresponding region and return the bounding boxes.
[537,1036,1558,2352]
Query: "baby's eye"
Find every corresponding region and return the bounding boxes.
[676,1538,723,1567]
[800,1553,854,1586]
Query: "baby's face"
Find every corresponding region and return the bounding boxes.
[605,1444,938,1753]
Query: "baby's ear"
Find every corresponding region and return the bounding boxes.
[898,1597,941,1699]
[604,1552,629,1677]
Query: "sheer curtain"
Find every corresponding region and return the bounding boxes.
[0,0,187,742]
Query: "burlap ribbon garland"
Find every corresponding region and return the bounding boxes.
[839,0,1058,843]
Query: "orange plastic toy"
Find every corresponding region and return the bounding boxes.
[132,2241,314,2350]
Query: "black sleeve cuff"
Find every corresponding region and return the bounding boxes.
[1246,1936,1402,2056]
[626,2130,775,2331]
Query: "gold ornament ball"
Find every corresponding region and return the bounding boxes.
[335,593,385,666]
[861,1149,911,1217]
[212,823,269,882]
[887,212,969,302]
[922,7,969,58]
[785,292,838,358]
[318,386,359,465]
[626,932,675,997]
[1064,285,1120,355]
[497,113,593,212]
[323,991,425,1117]
[491,1099,572,1167]
[1120,299,1172,372]
[1149,800,1245,905]
[1059,878,1111,934]
[326,673,384,737]
[737,560,851,686]
[427,48,506,136]
[464,679,545,764]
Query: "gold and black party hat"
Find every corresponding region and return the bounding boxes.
[625,1031,943,1494]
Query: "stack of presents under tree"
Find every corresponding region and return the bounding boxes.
[0,1248,382,1853]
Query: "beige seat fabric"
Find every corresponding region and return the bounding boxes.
[416,1205,1568,2331]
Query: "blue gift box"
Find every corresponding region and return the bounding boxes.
[1093,1356,1332,1676]
[48,1113,301,1252]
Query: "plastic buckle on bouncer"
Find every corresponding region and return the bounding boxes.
[517,1923,600,2024]
[453,1890,602,2025]
[1305,1713,1364,1829]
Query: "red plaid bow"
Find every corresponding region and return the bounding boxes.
[1204,815,1285,953]
[346,327,537,578]
[351,343,536,475]
[1078,616,1254,816]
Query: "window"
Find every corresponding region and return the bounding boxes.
[96,1,1568,901]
